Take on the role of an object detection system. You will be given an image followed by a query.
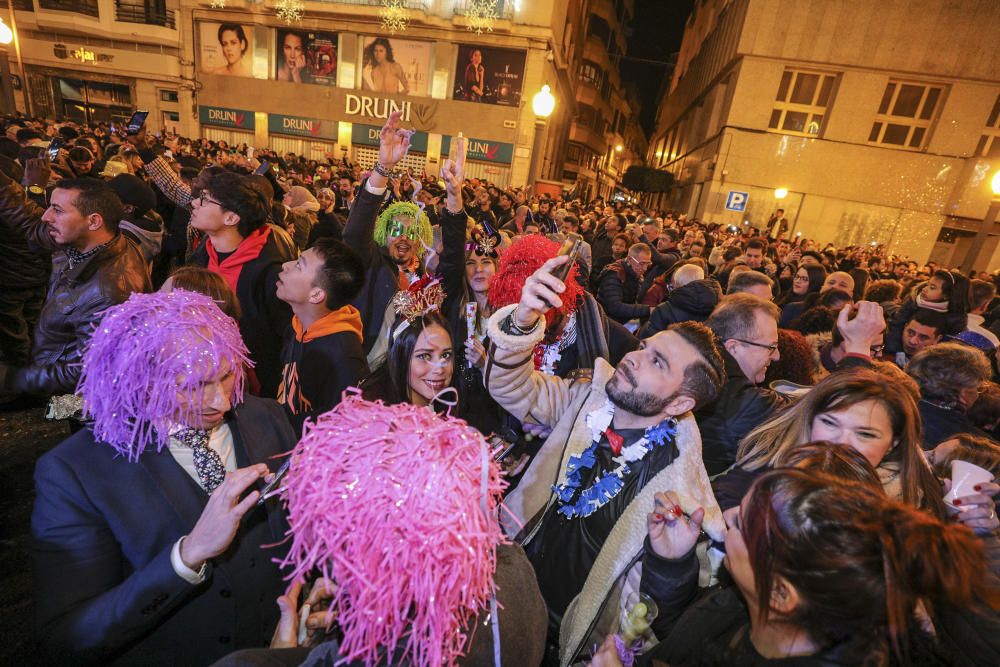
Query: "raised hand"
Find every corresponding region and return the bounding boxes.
[514,255,570,330]
[837,301,886,357]
[647,491,704,560]
[378,110,412,170]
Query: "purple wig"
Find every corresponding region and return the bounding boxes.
[280,393,508,666]
[78,290,251,460]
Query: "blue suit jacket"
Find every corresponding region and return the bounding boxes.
[31,396,297,666]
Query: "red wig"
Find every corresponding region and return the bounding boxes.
[488,235,583,327]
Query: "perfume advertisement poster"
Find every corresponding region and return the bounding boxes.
[360,36,432,96]
[275,30,338,86]
[452,44,525,107]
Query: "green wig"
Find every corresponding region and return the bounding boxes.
[374,201,434,255]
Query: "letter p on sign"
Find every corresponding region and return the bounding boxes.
[725,191,749,212]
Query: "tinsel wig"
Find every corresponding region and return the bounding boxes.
[488,233,583,327]
[280,393,508,667]
[78,290,251,460]
[373,201,433,255]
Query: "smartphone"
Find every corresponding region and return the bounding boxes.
[550,232,583,283]
[125,110,149,136]
[47,137,63,162]
[254,160,271,176]
[257,458,291,506]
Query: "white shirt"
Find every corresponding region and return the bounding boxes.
[167,423,237,584]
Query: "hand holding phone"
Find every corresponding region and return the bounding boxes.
[550,233,583,283]
[126,110,149,136]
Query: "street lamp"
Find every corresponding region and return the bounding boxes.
[961,168,1000,274]
[0,9,30,116]
[774,187,788,200]
[527,85,555,189]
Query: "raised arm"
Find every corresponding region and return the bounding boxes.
[0,164,58,253]
[343,111,412,267]
[438,143,471,314]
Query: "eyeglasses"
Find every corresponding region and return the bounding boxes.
[387,219,420,240]
[197,192,224,208]
[793,274,809,282]
[870,344,885,356]
[730,338,780,354]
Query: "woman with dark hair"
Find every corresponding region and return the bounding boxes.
[777,264,827,328]
[362,38,409,93]
[213,23,251,77]
[461,48,485,101]
[360,302,454,410]
[160,265,241,321]
[715,368,947,521]
[591,468,1000,666]
[887,269,972,353]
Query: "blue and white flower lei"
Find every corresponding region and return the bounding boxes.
[552,401,677,519]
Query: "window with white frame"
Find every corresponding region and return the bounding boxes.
[868,81,944,149]
[974,93,1000,158]
[768,69,837,137]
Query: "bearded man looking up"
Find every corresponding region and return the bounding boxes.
[484,254,727,666]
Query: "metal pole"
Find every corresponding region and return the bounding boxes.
[526,118,545,190]
[7,0,30,116]
[788,192,805,238]
[961,199,1000,275]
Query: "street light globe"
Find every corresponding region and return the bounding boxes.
[615,144,623,153]
[0,20,13,46]
[992,169,1000,197]
[532,85,555,118]
[774,187,789,199]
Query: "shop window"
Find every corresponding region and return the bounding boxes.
[975,93,1000,158]
[39,0,99,17]
[768,69,837,137]
[869,80,943,149]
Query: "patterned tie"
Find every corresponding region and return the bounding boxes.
[174,428,226,493]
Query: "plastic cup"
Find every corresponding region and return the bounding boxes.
[944,460,994,511]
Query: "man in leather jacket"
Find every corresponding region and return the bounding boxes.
[0,165,150,396]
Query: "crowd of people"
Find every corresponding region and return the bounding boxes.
[2,108,1000,667]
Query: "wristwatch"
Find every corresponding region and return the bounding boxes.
[27,185,44,196]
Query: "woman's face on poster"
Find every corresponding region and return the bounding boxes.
[374,43,388,63]
[283,34,304,65]
[219,30,246,65]
[470,49,482,66]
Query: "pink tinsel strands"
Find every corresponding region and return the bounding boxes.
[77,290,250,460]
[280,394,508,667]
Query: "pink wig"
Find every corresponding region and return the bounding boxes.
[280,393,508,667]
[78,290,250,460]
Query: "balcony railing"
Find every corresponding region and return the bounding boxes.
[38,0,99,17]
[453,0,514,19]
[316,0,429,8]
[115,0,176,29]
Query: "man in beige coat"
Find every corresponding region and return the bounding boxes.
[484,254,728,666]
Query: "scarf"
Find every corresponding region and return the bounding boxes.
[64,236,115,270]
[292,305,363,343]
[915,287,949,313]
[205,226,271,292]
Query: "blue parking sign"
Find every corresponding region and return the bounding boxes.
[725,191,749,212]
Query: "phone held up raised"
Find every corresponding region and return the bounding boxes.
[125,110,150,136]
[550,232,583,283]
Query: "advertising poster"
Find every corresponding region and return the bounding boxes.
[452,44,525,107]
[275,29,338,86]
[199,22,255,78]
[360,36,432,96]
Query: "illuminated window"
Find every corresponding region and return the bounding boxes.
[869,80,944,149]
[974,93,1000,158]
[768,69,837,137]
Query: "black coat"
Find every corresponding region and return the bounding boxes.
[189,231,293,397]
[31,396,295,666]
[640,279,722,339]
[597,260,650,324]
[695,351,789,476]
[919,400,993,449]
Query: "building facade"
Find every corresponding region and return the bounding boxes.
[646,0,1000,270]
[1,0,183,131]
[560,0,646,202]
[2,0,586,189]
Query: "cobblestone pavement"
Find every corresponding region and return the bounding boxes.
[0,407,68,666]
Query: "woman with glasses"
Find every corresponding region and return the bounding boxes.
[591,466,1000,666]
[777,263,827,328]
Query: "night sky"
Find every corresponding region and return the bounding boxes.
[622,0,695,136]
